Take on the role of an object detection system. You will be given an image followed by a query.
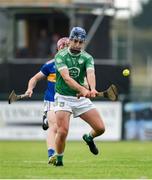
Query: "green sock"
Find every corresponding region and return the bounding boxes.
[88,133,93,140]
[57,154,63,162]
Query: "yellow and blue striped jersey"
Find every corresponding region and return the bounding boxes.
[40,59,56,101]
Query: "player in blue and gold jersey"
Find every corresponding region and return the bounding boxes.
[25,37,69,164]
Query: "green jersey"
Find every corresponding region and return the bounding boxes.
[55,47,94,96]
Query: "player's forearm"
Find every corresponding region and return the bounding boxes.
[27,77,38,91]
[64,76,85,92]
[87,72,96,90]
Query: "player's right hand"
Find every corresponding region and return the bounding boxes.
[25,89,33,98]
[90,89,98,98]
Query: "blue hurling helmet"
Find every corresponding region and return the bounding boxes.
[69,27,86,41]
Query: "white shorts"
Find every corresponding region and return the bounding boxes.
[54,93,95,118]
[43,100,55,112]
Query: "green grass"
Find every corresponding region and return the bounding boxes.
[0,141,152,179]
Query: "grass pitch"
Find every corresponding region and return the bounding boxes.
[0,141,152,179]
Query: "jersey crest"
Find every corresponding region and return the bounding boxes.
[69,67,80,78]
[78,59,84,64]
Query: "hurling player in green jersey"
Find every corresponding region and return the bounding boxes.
[53,27,105,166]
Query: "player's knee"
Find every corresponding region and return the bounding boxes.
[52,122,58,131]
[51,124,58,134]
[54,124,58,133]
[58,127,68,139]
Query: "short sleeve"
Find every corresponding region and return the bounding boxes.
[86,56,95,71]
[40,64,49,76]
[55,53,67,71]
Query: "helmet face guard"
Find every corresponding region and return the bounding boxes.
[69,27,86,42]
